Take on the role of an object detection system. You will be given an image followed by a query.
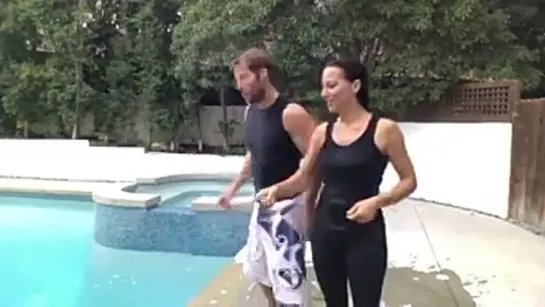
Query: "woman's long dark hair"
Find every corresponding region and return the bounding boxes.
[324,59,371,110]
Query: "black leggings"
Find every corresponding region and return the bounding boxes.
[311,220,387,307]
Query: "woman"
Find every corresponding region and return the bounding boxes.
[258,59,417,306]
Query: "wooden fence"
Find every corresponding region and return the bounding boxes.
[509,98,545,233]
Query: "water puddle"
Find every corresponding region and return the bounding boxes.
[383,267,477,307]
[239,266,480,307]
[308,267,478,307]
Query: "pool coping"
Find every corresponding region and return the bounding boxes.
[0,173,254,213]
[0,177,121,196]
[187,262,300,307]
[189,244,317,307]
[91,172,254,211]
[187,262,249,307]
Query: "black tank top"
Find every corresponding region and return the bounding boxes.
[244,97,302,191]
[316,114,388,230]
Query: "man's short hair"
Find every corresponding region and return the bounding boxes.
[233,48,279,77]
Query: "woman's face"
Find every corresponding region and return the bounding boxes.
[320,66,358,113]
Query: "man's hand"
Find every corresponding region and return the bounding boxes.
[218,152,251,209]
[218,186,237,209]
[218,187,236,209]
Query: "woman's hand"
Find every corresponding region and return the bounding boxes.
[256,185,279,207]
[346,197,381,224]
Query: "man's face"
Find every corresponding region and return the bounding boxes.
[233,64,266,103]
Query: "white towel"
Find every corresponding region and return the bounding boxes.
[237,195,307,305]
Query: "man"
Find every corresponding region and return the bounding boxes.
[218,48,316,306]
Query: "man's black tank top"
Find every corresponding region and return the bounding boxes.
[316,114,388,231]
[244,97,302,191]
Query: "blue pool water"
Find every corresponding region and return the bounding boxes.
[0,192,233,307]
[136,179,254,205]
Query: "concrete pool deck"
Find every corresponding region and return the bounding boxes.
[189,199,545,307]
[1,178,544,306]
[0,178,122,196]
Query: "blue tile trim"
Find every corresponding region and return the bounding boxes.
[94,203,250,257]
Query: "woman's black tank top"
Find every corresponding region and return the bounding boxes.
[316,114,389,231]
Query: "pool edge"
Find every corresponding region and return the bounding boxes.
[0,178,124,197]
[189,262,323,307]
[0,187,91,196]
[187,262,249,307]
[93,172,241,209]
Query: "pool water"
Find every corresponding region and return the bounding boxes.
[136,179,254,205]
[0,193,230,307]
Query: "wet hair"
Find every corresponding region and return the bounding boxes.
[232,47,280,82]
[324,59,370,110]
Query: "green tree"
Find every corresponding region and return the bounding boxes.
[89,0,184,145]
[173,0,541,117]
[1,0,543,141]
[0,0,94,137]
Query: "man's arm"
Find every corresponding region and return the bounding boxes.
[219,105,251,207]
[282,103,316,154]
[237,104,252,186]
[229,104,252,193]
[228,151,251,193]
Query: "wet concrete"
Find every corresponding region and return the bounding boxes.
[234,266,477,307]
[191,199,545,307]
[383,267,476,307]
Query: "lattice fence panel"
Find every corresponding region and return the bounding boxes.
[447,81,513,118]
[403,80,521,122]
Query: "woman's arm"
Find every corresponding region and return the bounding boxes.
[273,123,327,199]
[374,119,417,208]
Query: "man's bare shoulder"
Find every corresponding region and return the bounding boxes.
[282,103,315,128]
[282,103,312,120]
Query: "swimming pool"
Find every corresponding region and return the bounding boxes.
[95,180,253,256]
[0,189,247,307]
[135,179,254,204]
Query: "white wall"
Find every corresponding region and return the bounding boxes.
[0,122,512,218]
[0,139,90,152]
[380,123,512,218]
[0,140,244,182]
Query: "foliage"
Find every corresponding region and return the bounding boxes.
[0,0,543,142]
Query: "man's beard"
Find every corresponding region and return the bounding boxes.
[247,87,266,104]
